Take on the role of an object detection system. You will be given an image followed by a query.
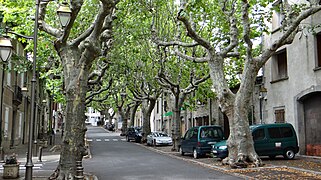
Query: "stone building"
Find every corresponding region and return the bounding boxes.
[262,2,321,156]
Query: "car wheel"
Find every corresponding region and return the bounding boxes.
[179,147,185,156]
[126,136,129,142]
[193,149,199,159]
[283,148,295,160]
[135,138,141,143]
[153,140,156,147]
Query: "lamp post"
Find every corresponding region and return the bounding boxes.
[0,1,71,179]
[0,36,13,162]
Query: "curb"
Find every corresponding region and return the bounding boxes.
[136,143,253,179]
[137,143,321,179]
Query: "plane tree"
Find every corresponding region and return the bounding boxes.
[153,0,321,168]
[1,0,120,178]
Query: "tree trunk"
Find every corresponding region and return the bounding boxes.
[142,99,155,141]
[208,57,263,168]
[129,102,140,127]
[55,49,89,179]
[171,108,182,151]
[223,102,262,168]
[118,109,126,135]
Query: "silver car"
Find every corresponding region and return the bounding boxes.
[146,132,173,146]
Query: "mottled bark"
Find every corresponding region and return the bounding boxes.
[129,102,140,127]
[119,104,131,135]
[141,99,156,141]
[171,94,186,151]
[55,48,89,179]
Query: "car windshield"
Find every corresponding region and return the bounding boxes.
[155,132,169,137]
[134,127,142,133]
[200,127,223,139]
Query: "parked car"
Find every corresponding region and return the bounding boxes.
[179,125,225,159]
[212,123,299,160]
[146,132,173,146]
[126,127,143,143]
[105,123,115,131]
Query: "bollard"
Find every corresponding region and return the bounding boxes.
[38,146,43,162]
[74,160,84,180]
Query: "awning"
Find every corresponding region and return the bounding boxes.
[163,111,173,117]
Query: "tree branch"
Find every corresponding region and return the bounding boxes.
[257,5,321,65]
[177,11,212,50]
[38,1,61,38]
[174,50,209,63]
[219,3,239,58]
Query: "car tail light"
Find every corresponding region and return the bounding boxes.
[197,142,201,147]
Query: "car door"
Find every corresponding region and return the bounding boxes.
[252,128,269,156]
[147,133,153,144]
[187,128,198,153]
[181,129,195,153]
[266,127,284,155]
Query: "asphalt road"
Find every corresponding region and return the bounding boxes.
[83,126,242,180]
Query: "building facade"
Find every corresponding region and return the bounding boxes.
[0,38,48,156]
[263,4,321,156]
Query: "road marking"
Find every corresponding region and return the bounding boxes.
[0,163,42,171]
[86,138,128,142]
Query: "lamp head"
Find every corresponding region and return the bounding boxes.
[0,36,13,62]
[57,1,72,28]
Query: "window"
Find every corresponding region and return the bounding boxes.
[272,0,284,30]
[19,112,23,138]
[276,50,287,79]
[280,127,293,138]
[6,62,11,86]
[272,49,288,82]
[316,33,321,68]
[253,129,265,141]
[268,127,293,139]
[185,129,193,140]
[274,109,285,123]
[164,101,167,112]
[4,107,9,137]
[191,129,198,140]
[268,127,282,139]
[156,101,159,113]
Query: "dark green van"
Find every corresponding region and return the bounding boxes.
[179,125,225,159]
[212,123,299,159]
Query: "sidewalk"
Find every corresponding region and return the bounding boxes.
[0,132,95,180]
[145,145,321,179]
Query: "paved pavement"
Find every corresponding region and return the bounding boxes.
[144,144,321,179]
[1,129,321,179]
[0,131,95,180]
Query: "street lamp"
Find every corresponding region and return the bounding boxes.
[57,1,72,28]
[0,0,71,179]
[0,36,13,62]
[0,36,13,161]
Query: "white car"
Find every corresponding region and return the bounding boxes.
[146,132,173,146]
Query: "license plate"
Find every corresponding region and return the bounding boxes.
[212,150,217,153]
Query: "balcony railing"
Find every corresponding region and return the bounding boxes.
[13,85,23,106]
